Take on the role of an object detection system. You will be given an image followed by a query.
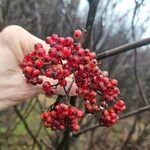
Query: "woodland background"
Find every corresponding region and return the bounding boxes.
[0,0,150,150]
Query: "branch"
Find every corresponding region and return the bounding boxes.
[95,24,112,51]
[40,139,55,150]
[1,0,11,26]
[11,99,37,132]
[131,0,149,105]
[121,116,139,149]
[32,0,42,37]
[28,0,42,37]
[60,0,74,31]
[82,0,100,48]
[56,129,70,150]
[72,105,150,137]
[32,122,42,150]
[14,106,42,149]
[37,100,57,146]
[96,37,150,60]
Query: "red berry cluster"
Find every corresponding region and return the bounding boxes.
[99,108,119,127]
[20,29,126,131]
[41,103,83,131]
[99,99,125,127]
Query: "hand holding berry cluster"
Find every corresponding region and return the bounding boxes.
[20,29,126,132]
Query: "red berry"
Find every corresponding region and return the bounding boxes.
[78,48,85,56]
[58,37,65,45]
[65,37,74,45]
[51,34,59,41]
[23,66,33,75]
[46,36,55,45]
[77,110,83,118]
[62,47,71,57]
[35,43,43,51]
[36,48,46,57]
[42,81,51,90]
[32,69,40,78]
[111,79,118,86]
[74,29,82,39]
[89,52,96,59]
[35,60,43,68]
[72,124,80,132]
[37,78,43,84]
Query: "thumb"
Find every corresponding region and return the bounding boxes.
[15,26,77,96]
[1,25,77,97]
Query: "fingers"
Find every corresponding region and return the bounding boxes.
[38,75,78,96]
[0,72,42,111]
[0,25,50,63]
[0,25,77,96]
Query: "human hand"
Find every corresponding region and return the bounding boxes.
[0,25,77,110]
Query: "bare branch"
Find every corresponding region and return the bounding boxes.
[28,0,42,37]
[40,139,55,150]
[56,130,70,150]
[121,116,139,149]
[82,0,100,49]
[32,122,42,150]
[72,105,150,137]
[95,25,112,51]
[32,0,42,37]
[97,37,150,60]
[11,99,37,132]
[1,0,11,25]
[14,106,42,149]
[60,0,74,31]
[131,0,149,105]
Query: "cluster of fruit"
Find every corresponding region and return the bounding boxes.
[21,29,126,132]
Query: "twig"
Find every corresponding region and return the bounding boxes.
[134,122,149,146]
[32,122,42,150]
[96,37,150,60]
[1,0,11,26]
[82,0,100,49]
[40,139,55,150]
[72,105,150,137]
[60,0,74,31]
[37,100,57,145]
[56,129,70,150]
[121,115,139,149]
[32,0,42,37]
[131,0,149,105]
[10,100,33,131]
[14,106,42,149]
[11,99,37,132]
[66,76,75,94]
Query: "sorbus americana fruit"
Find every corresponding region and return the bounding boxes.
[74,29,82,39]
[20,28,126,132]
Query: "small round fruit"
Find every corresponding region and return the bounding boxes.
[74,29,82,39]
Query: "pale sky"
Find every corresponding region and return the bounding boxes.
[78,0,150,38]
